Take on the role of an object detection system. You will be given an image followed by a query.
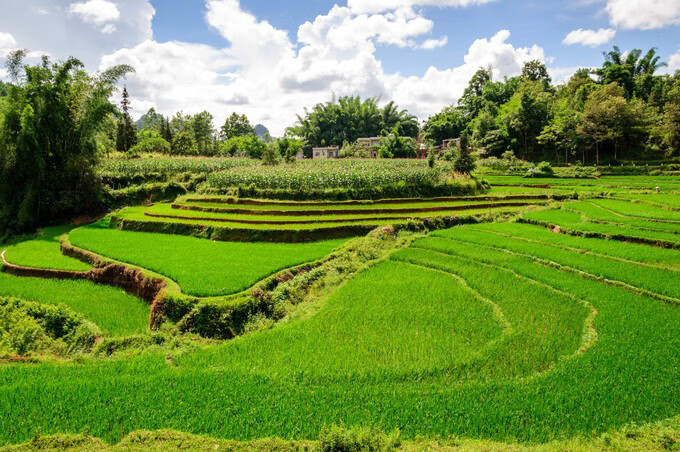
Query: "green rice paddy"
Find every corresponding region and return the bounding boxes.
[0,176,678,448]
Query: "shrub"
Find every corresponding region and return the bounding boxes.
[453,133,476,175]
[172,132,197,156]
[276,137,304,163]
[219,135,266,159]
[317,425,401,452]
[261,143,281,166]
[525,161,554,178]
[129,137,171,156]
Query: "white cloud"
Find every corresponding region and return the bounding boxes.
[69,0,120,26]
[97,0,547,135]
[0,32,18,54]
[0,0,154,69]
[606,0,680,30]
[348,0,495,14]
[420,36,448,49]
[389,30,546,120]
[563,28,615,47]
[668,49,680,73]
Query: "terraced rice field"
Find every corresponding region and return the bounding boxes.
[0,177,678,449]
[111,194,549,240]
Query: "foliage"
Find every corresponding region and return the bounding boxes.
[219,134,266,158]
[421,106,466,144]
[191,111,215,155]
[318,425,401,452]
[128,137,171,156]
[0,51,133,236]
[116,87,137,152]
[276,137,304,163]
[221,112,255,139]
[287,96,418,149]
[426,49,677,164]
[378,129,416,159]
[524,161,554,178]
[453,133,475,174]
[0,297,98,357]
[261,143,281,166]
[171,131,197,155]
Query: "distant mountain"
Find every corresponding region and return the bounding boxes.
[254,124,273,142]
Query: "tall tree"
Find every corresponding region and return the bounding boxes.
[221,113,254,139]
[191,111,215,154]
[0,50,133,235]
[116,86,137,152]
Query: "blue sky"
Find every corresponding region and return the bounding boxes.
[149,0,680,77]
[1,0,679,134]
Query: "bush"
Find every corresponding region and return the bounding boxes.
[453,133,476,174]
[276,137,304,163]
[525,161,554,178]
[172,132,197,156]
[0,297,99,357]
[317,425,401,452]
[261,143,281,166]
[219,135,266,159]
[129,137,171,156]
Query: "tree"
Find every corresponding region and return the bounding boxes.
[422,107,466,144]
[287,96,416,149]
[139,107,163,132]
[261,143,280,166]
[499,81,550,160]
[521,60,552,89]
[221,113,254,139]
[172,131,197,155]
[578,83,632,164]
[378,128,416,159]
[460,67,492,118]
[453,132,475,174]
[0,50,133,235]
[160,117,173,143]
[116,87,137,152]
[276,137,304,163]
[191,111,215,155]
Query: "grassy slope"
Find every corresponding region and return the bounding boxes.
[68,222,348,297]
[523,208,680,244]
[468,222,680,270]
[0,272,148,336]
[2,226,91,271]
[1,228,678,445]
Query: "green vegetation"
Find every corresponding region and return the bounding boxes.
[0,297,99,358]
[0,52,132,238]
[0,222,678,446]
[68,222,348,297]
[2,226,90,271]
[0,273,149,336]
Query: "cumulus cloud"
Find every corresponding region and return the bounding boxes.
[69,0,120,26]
[563,28,615,47]
[348,0,495,14]
[668,49,680,73]
[0,32,18,54]
[420,36,448,49]
[389,30,546,120]
[0,0,154,69]
[96,0,547,135]
[606,0,680,30]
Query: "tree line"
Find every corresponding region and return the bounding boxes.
[422,47,680,164]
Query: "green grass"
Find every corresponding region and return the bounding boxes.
[0,272,148,335]
[467,222,680,270]
[2,226,91,272]
[522,208,680,245]
[0,226,678,445]
[68,222,348,297]
[611,193,680,209]
[588,198,680,222]
[429,227,680,301]
[563,201,680,234]
[484,175,680,192]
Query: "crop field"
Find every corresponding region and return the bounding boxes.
[0,174,678,450]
